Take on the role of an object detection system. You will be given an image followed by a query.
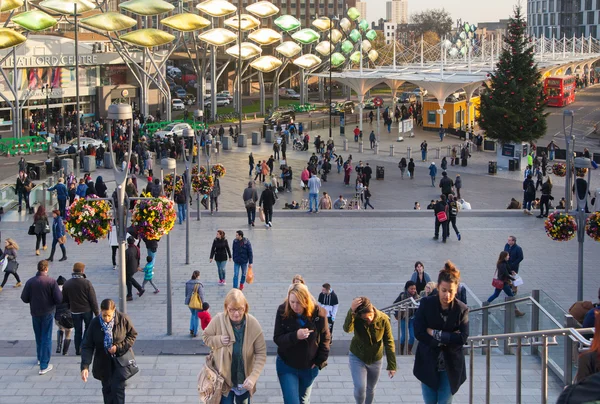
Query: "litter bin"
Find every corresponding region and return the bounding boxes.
[27,160,45,180]
[508,159,516,171]
[45,160,53,176]
[340,126,345,136]
[376,165,384,180]
[488,161,497,175]
[513,158,520,171]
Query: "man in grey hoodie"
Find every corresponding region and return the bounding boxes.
[242,181,258,226]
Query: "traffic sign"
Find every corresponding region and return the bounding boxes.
[373,96,383,107]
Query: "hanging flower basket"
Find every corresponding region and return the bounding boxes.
[211,163,226,178]
[65,196,112,244]
[544,212,577,242]
[192,165,207,176]
[585,212,600,242]
[552,163,566,177]
[575,167,588,178]
[163,173,184,195]
[192,174,214,195]
[131,196,176,240]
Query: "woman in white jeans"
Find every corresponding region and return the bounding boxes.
[343,297,396,404]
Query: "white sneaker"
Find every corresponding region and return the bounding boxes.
[268,222,273,227]
[265,223,269,228]
[39,364,53,375]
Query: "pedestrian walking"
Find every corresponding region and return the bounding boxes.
[175,182,187,224]
[448,194,461,241]
[274,283,330,404]
[363,186,374,209]
[62,262,99,355]
[54,276,73,355]
[522,174,536,215]
[108,224,119,270]
[547,140,558,161]
[273,141,280,160]
[125,236,144,301]
[420,140,428,161]
[344,296,396,404]
[414,262,469,403]
[439,171,454,198]
[503,235,524,294]
[428,162,437,187]
[32,206,49,256]
[259,184,277,227]
[0,238,21,290]
[47,178,68,218]
[433,195,450,242]
[232,230,253,290]
[354,126,360,142]
[209,230,232,286]
[185,270,205,337]
[438,124,445,142]
[410,261,431,295]
[398,158,407,179]
[16,170,33,213]
[141,256,159,294]
[80,298,138,404]
[248,153,255,177]
[487,252,525,317]
[537,176,552,218]
[393,281,418,355]
[408,158,415,179]
[202,288,267,403]
[369,131,376,149]
[210,177,220,214]
[48,210,67,262]
[21,259,63,375]
[318,283,339,340]
[243,181,258,226]
[307,173,321,213]
[455,174,462,199]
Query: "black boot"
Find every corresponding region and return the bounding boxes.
[56,330,64,354]
[62,339,71,355]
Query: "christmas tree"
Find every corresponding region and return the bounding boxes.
[477,6,548,145]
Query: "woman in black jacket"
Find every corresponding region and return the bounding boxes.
[487,251,515,303]
[537,176,552,218]
[95,176,108,198]
[274,283,330,404]
[407,158,415,179]
[209,229,231,286]
[81,299,137,404]
[413,261,469,404]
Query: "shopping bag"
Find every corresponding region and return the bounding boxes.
[188,284,203,310]
[512,275,524,287]
[259,207,265,222]
[246,266,254,284]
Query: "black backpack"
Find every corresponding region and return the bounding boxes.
[556,371,600,404]
[526,181,536,195]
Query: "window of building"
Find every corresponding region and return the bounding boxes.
[588,11,595,23]
[544,13,549,25]
[551,13,556,24]
[549,0,554,12]
[542,1,547,11]
[538,14,542,25]
[427,111,436,125]
[590,25,597,38]
[585,0,592,10]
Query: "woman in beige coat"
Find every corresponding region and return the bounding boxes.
[203,289,267,403]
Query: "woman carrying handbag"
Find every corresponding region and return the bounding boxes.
[487,251,525,317]
[33,206,50,256]
[80,299,138,404]
[185,271,205,337]
[0,238,21,291]
[48,209,67,262]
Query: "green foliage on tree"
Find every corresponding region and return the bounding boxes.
[410,9,453,38]
[477,6,548,145]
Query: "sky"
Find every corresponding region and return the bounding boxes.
[366,0,522,25]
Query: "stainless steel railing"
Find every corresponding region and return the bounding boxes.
[467,327,594,404]
[380,296,420,354]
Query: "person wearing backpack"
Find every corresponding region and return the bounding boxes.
[433,194,450,242]
[522,174,536,215]
[174,186,187,225]
[448,195,461,241]
[398,158,407,179]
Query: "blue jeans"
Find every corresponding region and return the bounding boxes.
[308,193,318,212]
[421,370,453,404]
[216,260,227,281]
[421,150,427,161]
[190,308,199,335]
[430,176,436,186]
[32,313,54,370]
[400,318,415,345]
[487,283,514,303]
[549,150,555,160]
[249,164,253,176]
[233,262,248,289]
[276,356,319,404]
[246,208,256,224]
[178,203,186,224]
[221,390,250,404]
[58,198,67,218]
[147,249,157,266]
[72,311,93,354]
[348,352,382,404]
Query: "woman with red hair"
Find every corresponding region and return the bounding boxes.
[574,311,600,383]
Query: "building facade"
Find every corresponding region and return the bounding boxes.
[384,22,397,44]
[386,0,408,25]
[527,0,600,39]
[355,1,368,22]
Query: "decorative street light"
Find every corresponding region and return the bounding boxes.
[563,109,575,212]
[328,15,339,138]
[42,84,53,159]
[574,156,592,301]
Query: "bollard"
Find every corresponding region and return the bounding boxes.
[447,146,452,156]
[343,138,348,151]
[435,147,440,159]
[358,141,364,153]
[374,144,379,155]
[407,146,412,159]
[390,144,394,157]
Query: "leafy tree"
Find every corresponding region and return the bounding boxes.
[410,9,453,38]
[477,6,548,145]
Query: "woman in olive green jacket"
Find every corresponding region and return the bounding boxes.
[343,296,396,404]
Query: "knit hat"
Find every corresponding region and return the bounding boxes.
[73,262,85,272]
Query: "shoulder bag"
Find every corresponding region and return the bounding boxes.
[113,349,139,381]
[244,198,256,209]
[28,224,36,235]
[4,259,18,274]
[436,207,448,222]
[188,284,203,310]
[492,268,504,289]
[197,352,224,404]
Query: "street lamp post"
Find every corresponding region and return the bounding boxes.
[182,130,194,265]
[74,2,81,176]
[574,157,592,301]
[563,110,575,212]
[43,84,52,159]
[160,158,177,335]
[328,16,339,138]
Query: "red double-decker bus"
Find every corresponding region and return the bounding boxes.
[544,75,576,107]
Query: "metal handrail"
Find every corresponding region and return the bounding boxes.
[379,296,420,314]
[467,327,595,404]
[471,295,565,330]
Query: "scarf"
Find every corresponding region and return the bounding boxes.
[99,315,115,355]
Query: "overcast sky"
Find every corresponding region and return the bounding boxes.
[366,0,523,25]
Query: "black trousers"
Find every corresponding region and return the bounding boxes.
[35,233,47,250]
[126,275,143,297]
[449,217,460,236]
[101,361,126,404]
[1,271,21,287]
[540,195,550,216]
[111,246,118,266]
[435,218,450,240]
[264,207,273,224]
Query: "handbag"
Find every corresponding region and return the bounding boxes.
[197,352,224,404]
[58,235,67,244]
[188,284,203,310]
[113,349,139,381]
[244,199,256,209]
[492,269,504,289]
[4,260,18,274]
[436,210,448,222]
[246,266,254,284]
[44,223,50,233]
[28,224,36,235]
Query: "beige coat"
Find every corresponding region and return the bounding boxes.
[202,312,267,397]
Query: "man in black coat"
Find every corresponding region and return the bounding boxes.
[433,194,450,242]
[438,171,454,198]
[362,163,373,186]
[259,185,276,228]
[125,237,144,301]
